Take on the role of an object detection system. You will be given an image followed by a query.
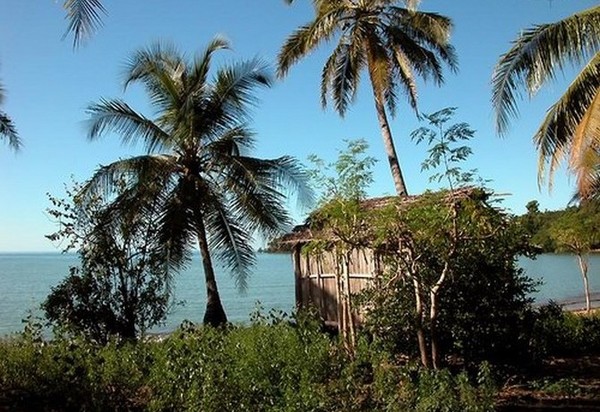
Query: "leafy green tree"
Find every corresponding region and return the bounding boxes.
[361,109,536,368]
[79,39,310,326]
[549,202,600,312]
[411,107,477,188]
[0,80,20,151]
[308,139,377,203]
[44,182,171,342]
[306,139,377,348]
[365,190,536,368]
[492,6,600,198]
[278,0,457,196]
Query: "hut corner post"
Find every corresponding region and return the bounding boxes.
[293,245,303,309]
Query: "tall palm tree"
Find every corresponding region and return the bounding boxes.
[278,0,457,196]
[79,38,310,326]
[0,80,21,151]
[493,6,600,199]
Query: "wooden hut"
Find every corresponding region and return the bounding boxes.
[279,196,397,329]
[279,188,484,331]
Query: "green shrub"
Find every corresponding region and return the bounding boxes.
[0,312,499,411]
[0,331,148,410]
[532,302,600,358]
[369,360,496,412]
[146,314,337,411]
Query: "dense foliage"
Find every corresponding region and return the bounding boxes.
[0,313,497,412]
[517,199,600,253]
[532,302,600,358]
[44,183,172,343]
[361,190,537,368]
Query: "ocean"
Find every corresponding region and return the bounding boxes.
[1,252,599,337]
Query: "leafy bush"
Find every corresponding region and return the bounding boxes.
[361,192,537,368]
[0,327,148,410]
[146,315,335,411]
[370,358,496,412]
[44,183,174,343]
[532,302,600,358]
[0,312,498,411]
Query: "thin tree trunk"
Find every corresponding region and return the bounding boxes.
[196,216,227,327]
[413,278,430,368]
[576,253,591,313]
[335,253,344,340]
[430,262,452,369]
[371,89,408,196]
[430,290,440,369]
[343,251,356,351]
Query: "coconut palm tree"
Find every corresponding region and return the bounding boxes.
[278,0,457,196]
[493,6,600,199]
[79,38,310,326]
[0,81,21,151]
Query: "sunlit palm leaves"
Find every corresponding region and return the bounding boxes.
[492,6,600,198]
[81,39,311,325]
[278,0,457,195]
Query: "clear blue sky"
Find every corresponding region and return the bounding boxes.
[0,0,597,252]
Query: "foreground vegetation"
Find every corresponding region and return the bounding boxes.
[1,306,600,411]
[0,312,496,412]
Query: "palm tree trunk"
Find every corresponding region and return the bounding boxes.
[196,215,228,327]
[371,91,408,196]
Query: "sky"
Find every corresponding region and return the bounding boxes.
[0,0,597,252]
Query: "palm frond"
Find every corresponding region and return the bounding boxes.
[574,145,600,200]
[277,7,344,78]
[0,81,21,151]
[123,42,186,112]
[79,155,176,203]
[493,6,600,135]
[222,156,296,234]
[392,50,418,112]
[388,8,457,71]
[202,192,255,292]
[156,179,197,274]
[327,33,365,116]
[534,52,600,189]
[203,58,272,139]
[366,29,393,102]
[87,98,171,152]
[320,42,343,109]
[189,36,230,96]
[63,0,106,48]
[387,26,444,86]
[0,111,21,151]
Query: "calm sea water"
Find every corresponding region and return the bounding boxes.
[1,252,599,336]
[0,252,295,336]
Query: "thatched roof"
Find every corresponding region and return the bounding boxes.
[279,187,486,245]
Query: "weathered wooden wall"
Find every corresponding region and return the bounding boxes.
[292,246,380,325]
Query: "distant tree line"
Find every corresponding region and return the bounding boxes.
[517,200,600,253]
[517,199,600,312]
